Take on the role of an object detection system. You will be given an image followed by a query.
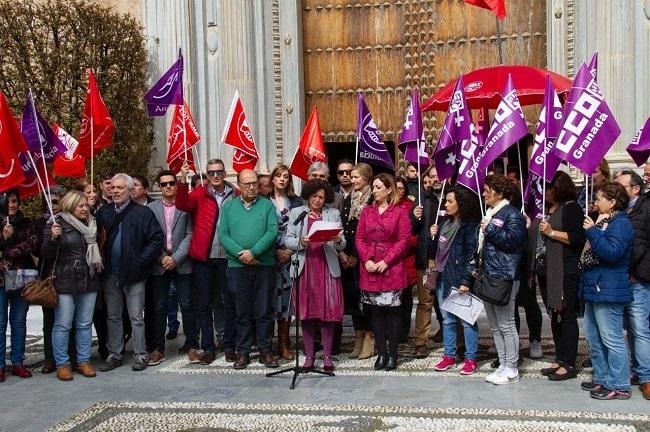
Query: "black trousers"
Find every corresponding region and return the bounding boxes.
[515,273,543,342]
[539,274,580,368]
[368,304,401,358]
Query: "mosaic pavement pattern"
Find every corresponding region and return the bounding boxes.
[3,334,45,367]
[47,401,650,432]
[157,336,593,379]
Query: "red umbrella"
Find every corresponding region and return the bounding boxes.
[421,65,572,111]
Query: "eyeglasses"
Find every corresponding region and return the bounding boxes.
[239,181,258,189]
[159,181,176,188]
[337,170,352,176]
[207,170,226,177]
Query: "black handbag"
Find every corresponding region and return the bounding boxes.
[473,273,513,306]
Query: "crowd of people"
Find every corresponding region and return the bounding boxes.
[1,157,649,402]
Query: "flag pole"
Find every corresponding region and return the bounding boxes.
[542,145,547,219]
[28,89,54,219]
[516,143,525,212]
[434,179,446,226]
[89,71,95,188]
[192,145,204,185]
[416,140,422,205]
[27,152,54,219]
[355,136,359,164]
[584,174,589,216]
[471,153,485,218]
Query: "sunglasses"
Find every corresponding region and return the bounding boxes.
[337,170,352,176]
[207,170,226,177]
[159,181,176,188]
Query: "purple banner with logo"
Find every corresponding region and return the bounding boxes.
[588,52,598,81]
[456,123,482,195]
[553,62,621,175]
[357,93,394,169]
[524,173,544,219]
[398,87,428,166]
[530,76,564,181]
[476,74,529,176]
[144,49,184,116]
[476,103,490,149]
[434,76,473,181]
[20,92,66,176]
[626,117,650,167]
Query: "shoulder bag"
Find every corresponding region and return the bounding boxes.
[471,239,513,306]
[22,243,59,308]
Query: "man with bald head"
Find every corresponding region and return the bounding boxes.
[219,169,279,369]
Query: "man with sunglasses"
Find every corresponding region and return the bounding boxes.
[219,169,279,369]
[177,159,240,365]
[146,170,199,367]
[334,159,354,199]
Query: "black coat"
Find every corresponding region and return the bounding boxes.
[410,189,440,269]
[41,218,100,295]
[96,201,164,286]
[429,218,479,290]
[629,192,650,282]
[474,204,526,282]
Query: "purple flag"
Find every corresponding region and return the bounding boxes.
[456,123,483,195]
[626,117,650,167]
[553,62,621,175]
[356,94,394,169]
[434,76,473,181]
[524,173,544,219]
[20,92,66,176]
[144,49,184,116]
[476,74,529,176]
[529,76,564,181]
[398,88,428,166]
[588,52,598,81]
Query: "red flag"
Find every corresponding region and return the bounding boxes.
[78,69,114,159]
[220,91,259,157]
[289,106,327,181]
[167,101,200,174]
[464,0,506,19]
[0,92,28,192]
[18,160,55,200]
[52,124,86,178]
[232,149,258,173]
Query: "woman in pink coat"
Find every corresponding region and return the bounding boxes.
[356,173,411,371]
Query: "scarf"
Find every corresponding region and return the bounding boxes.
[545,203,566,310]
[477,199,510,254]
[579,213,614,270]
[60,212,104,276]
[435,218,461,272]
[349,185,371,220]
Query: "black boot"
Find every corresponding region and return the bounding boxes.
[385,354,398,371]
[374,354,387,370]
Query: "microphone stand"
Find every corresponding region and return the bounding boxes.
[266,214,335,389]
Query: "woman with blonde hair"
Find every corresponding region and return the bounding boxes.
[41,190,103,381]
[339,163,374,359]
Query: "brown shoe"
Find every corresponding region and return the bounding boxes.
[358,332,376,360]
[259,352,279,368]
[41,361,56,375]
[187,349,202,364]
[201,351,216,365]
[147,350,166,366]
[641,382,650,400]
[233,353,251,369]
[224,351,238,363]
[277,320,295,360]
[77,362,96,377]
[413,345,429,359]
[56,366,73,381]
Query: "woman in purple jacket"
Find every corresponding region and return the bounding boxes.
[356,174,411,371]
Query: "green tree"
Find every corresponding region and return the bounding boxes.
[0,0,151,188]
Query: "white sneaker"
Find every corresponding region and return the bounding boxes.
[485,366,505,383]
[529,340,543,359]
[492,367,519,385]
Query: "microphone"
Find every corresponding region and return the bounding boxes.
[293,210,308,226]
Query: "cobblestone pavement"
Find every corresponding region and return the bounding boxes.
[1,303,648,431]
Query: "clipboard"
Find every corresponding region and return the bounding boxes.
[307,220,342,242]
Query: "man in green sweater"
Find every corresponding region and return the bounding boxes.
[219,169,279,369]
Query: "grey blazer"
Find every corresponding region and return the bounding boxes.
[285,205,346,278]
[147,200,194,275]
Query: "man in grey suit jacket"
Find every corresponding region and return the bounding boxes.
[146,170,198,366]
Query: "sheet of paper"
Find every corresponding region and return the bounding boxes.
[441,288,484,325]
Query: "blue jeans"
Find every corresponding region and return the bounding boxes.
[437,281,479,360]
[584,301,630,391]
[167,282,180,332]
[625,282,650,384]
[0,287,29,368]
[53,292,97,367]
[193,258,235,353]
[226,265,274,354]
